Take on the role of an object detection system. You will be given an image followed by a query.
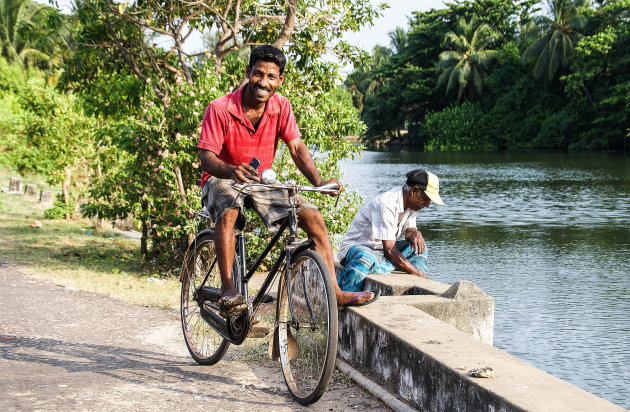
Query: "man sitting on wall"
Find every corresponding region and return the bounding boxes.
[336,169,444,293]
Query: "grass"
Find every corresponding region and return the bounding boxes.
[0,169,180,310]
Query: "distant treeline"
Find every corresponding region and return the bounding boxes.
[343,0,630,151]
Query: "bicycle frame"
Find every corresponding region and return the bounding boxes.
[192,212,314,345]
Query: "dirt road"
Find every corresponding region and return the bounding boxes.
[0,261,388,411]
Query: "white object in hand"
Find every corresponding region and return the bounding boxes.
[261,169,277,184]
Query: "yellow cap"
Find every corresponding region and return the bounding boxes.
[424,171,444,205]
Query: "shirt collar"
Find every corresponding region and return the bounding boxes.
[396,186,405,213]
[227,85,280,120]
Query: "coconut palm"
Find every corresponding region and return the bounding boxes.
[521,0,589,82]
[344,45,392,118]
[437,17,499,102]
[1,0,52,67]
[389,26,407,54]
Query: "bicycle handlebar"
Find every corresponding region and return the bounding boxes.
[237,176,340,194]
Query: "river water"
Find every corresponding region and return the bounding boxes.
[339,149,630,408]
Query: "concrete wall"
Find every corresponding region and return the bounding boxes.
[337,272,624,412]
[364,273,494,345]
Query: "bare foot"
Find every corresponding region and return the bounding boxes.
[336,290,374,308]
[221,287,240,298]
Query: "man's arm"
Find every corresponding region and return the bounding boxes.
[199,149,258,184]
[286,138,342,193]
[382,239,427,278]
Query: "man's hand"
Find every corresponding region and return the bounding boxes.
[382,239,427,279]
[320,178,344,196]
[406,228,426,255]
[200,150,260,183]
[230,163,259,184]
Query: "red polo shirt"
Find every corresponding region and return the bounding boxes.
[197,85,301,185]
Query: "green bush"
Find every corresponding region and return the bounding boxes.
[422,102,494,151]
[44,194,75,219]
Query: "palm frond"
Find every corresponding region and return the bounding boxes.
[469,50,497,69]
[439,50,462,61]
[523,34,550,62]
[19,47,50,64]
[443,32,463,49]
[447,63,462,94]
[437,66,453,87]
[567,15,587,31]
[457,62,472,100]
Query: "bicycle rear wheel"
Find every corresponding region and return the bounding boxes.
[180,232,230,365]
[278,249,338,405]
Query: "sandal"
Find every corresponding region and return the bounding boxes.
[339,290,381,312]
[218,293,247,318]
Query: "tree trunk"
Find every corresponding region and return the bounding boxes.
[62,166,72,219]
[581,84,597,109]
[95,159,105,229]
[174,166,186,202]
[141,199,148,260]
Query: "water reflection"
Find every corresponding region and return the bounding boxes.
[340,150,630,408]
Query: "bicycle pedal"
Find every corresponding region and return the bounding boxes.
[219,303,247,318]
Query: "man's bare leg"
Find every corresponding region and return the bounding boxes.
[215,208,240,297]
[297,209,374,307]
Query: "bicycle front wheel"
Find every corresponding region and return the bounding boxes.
[278,249,338,405]
[180,232,230,365]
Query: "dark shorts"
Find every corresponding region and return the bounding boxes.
[201,177,317,232]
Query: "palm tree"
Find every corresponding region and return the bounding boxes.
[344,45,392,118]
[521,0,589,82]
[1,0,51,67]
[437,17,499,102]
[389,26,407,54]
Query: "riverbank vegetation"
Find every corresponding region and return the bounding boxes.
[345,0,630,151]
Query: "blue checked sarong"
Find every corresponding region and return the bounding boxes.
[337,240,428,292]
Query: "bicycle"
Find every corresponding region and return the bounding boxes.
[180,176,340,405]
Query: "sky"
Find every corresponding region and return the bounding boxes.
[343,0,446,53]
[46,0,447,62]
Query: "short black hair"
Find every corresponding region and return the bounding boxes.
[249,45,287,74]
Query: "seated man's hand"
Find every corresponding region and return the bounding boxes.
[231,163,259,184]
[407,229,426,255]
[320,178,344,196]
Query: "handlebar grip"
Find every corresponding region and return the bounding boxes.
[319,182,340,191]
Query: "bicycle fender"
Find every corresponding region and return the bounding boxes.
[195,228,215,239]
[287,239,315,259]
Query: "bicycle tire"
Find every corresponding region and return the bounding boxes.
[180,231,230,365]
[278,249,338,405]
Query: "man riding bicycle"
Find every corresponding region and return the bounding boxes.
[197,45,377,318]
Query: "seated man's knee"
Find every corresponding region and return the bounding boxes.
[351,250,379,271]
[338,250,379,292]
